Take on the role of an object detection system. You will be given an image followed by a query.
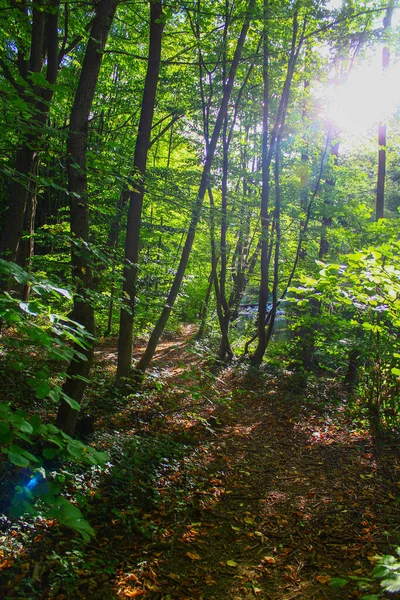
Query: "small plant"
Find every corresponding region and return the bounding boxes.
[372,548,400,595]
[0,260,107,539]
[328,548,400,599]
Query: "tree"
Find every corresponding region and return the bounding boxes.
[116,0,164,384]
[56,0,118,434]
[135,0,256,375]
[376,0,395,221]
[251,6,306,365]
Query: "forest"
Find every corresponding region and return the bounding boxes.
[0,0,399,597]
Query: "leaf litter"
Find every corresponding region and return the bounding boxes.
[1,327,400,599]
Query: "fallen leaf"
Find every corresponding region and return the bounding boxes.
[263,556,276,564]
[122,589,146,597]
[244,517,255,525]
[316,575,330,585]
[185,551,201,561]
[226,560,238,567]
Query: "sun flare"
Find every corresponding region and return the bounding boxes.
[324,55,400,140]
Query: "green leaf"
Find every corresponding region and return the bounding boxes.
[391,367,400,376]
[60,393,80,411]
[19,301,40,316]
[49,498,94,540]
[67,443,84,459]
[42,448,58,460]
[0,422,13,444]
[47,424,60,434]
[20,448,39,463]
[329,577,349,588]
[29,415,48,435]
[35,380,52,400]
[8,449,29,467]
[381,575,400,593]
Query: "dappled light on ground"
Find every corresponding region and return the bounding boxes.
[1,329,399,599]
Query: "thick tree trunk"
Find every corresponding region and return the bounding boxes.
[136,0,255,375]
[56,0,118,435]
[116,0,164,384]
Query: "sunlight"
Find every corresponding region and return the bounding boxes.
[325,56,400,139]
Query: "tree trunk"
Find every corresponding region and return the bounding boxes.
[136,0,255,375]
[116,0,164,384]
[251,9,304,365]
[0,0,60,264]
[376,1,394,221]
[264,136,282,349]
[56,0,118,434]
[319,135,339,259]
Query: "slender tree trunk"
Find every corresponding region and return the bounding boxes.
[15,156,39,300]
[251,1,270,365]
[116,0,164,384]
[136,0,255,375]
[376,1,394,221]
[301,131,338,369]
[196,271,214,338]
[264,136,282,348]
[319,135,339,259]
[251,10,304,365]
[208,187,232,360]
[243,134,330,358]
[0,0,60,264]
[56,0,118,434]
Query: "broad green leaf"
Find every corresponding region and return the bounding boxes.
[60,393,80,411]
[34,381,52,400]
[42,448,58,459]
[381,576,400,593]
[329,578,349,588]
[0,422,13,444]
[67,443,84,459]
[47,424,60,434]
[8,450,29,467]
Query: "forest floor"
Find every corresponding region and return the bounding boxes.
[1,326,400,600]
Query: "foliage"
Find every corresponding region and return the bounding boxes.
[289,233,400,429]
[372,548,400,594]
[0,260,107,539]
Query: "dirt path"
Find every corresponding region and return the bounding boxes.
[1,329,399,599]
[104,335,399,600]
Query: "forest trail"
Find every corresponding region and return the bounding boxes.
[95,329,399,600]
[2,328,400,600]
